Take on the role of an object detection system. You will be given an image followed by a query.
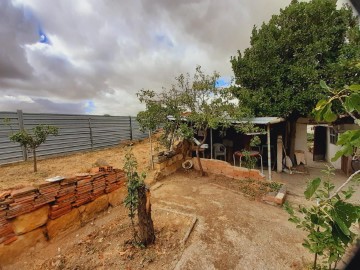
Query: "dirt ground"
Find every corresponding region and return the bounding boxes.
[0,139,154,191]
[4,170,313,270]
[5,203,193,270]
[1,139,359,269]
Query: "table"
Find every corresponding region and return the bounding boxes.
[233,150,263,173]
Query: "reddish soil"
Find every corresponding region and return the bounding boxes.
[2,138,357,269]
[4,170,314,270]
[5,204,193,270]
[0,139,155,191]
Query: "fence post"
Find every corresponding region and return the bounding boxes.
[129,116,133,141]
[16,110,27,161]
[88,118,94,149]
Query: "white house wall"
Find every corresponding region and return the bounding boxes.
[294,122,307,152]
[326,127,342,169]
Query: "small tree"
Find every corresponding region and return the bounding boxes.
[123,148,155,246]
[284,80,360,269]
[8,124,59,172]
[137,66,249,176]
[137,90,168,168]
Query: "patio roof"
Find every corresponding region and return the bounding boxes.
[231,117,285,125]
[168,115,285,125]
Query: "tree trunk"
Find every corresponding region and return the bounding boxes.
[33,148,37,172]
[149,130,154,170]
[196,146,205,176]
[137,185,155,246]
[196,129,208,176]
[288,119,297,163]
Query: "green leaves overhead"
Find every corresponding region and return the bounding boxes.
[304,177,321,199]
[331,129,360,161]
[344,93,360,113]
[231,0,360,119]
[285,173,360,269]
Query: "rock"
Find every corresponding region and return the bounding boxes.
[0,227,47,266]
[46,208,81,239]
[79,195,109,223]
[12,205,49,235]
[108,187,127,207]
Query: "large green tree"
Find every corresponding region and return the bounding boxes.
[231,0,360,159]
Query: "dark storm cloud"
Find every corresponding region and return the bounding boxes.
[0,1,36,80]
[0,0,290,115]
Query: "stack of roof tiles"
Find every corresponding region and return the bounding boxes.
[49,178,77,220]
[105,168,125,193]
[7,187,39,218]
[0,191,16,245]
[0,166,126,244]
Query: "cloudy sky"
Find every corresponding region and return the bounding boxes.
[0,0,351,116]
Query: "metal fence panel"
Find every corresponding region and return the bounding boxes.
[131,117,148,140]
[0,111,148,165]
[0,112,23,164]
[22,113,93,159]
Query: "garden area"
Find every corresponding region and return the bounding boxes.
[0,138,312,269]
[0,136,358,269]
[1,0,360,269]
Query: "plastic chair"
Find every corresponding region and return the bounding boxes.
[213,143,226,161]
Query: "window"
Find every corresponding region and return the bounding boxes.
[329,127,338,145]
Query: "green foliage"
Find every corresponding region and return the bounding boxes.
[231,0,360,119]
[284,168,360,269]
[314,80,360,161]
[9,125,59,150]
[268,181,283,193]
[286,75,360,269]
[250,136,261,148]
[123,148,146,244]
[5,122,59,172]
[241,150,257,170]
[136,89,166,132]
[137,66,253,175]
[307,133,315,142]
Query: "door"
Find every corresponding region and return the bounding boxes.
[313,126,326,161]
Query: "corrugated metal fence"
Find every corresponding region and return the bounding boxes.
[0,110,147,165]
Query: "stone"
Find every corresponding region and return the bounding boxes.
[12,205,49,235]
[107,187,126,207]
[46,208,81,239]
[0,227,47,266]
[79,195,109,223]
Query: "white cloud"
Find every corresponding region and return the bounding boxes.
[0,0,292,115]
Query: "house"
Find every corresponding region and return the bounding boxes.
[191,117,286,180]
[294,117,358,174]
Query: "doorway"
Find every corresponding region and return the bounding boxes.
[313,126,327,161]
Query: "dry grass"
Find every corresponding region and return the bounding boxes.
[210,175,282,199]
[0,138,153,191]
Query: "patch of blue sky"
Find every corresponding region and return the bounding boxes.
[155,34,174,48]
[215,76,232,88]
[15,4,51,45]
[85,100,96,114]
[38,26,51,45]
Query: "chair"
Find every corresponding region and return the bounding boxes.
[192,138,208,158]
[213,143,226,161]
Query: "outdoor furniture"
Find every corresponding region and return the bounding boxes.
[213,143,226,161]
[192,138,208,158]
[233,150,263,173]
[294,150,306,165]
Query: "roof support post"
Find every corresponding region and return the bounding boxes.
[267,124,272,181]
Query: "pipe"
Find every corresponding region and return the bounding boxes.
[267,124,272,181]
